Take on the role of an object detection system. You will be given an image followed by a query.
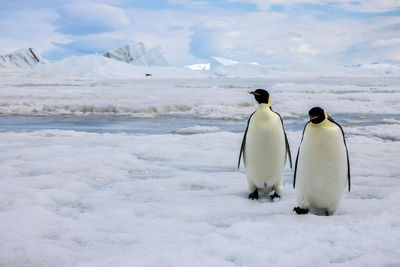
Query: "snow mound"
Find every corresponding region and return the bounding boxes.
[184,63,210,71]
[208,56,400,78]
[175,126,220,134]
[30,54,206,79]
[103,43,170,66]
[0,48,40,68]
[209,56,268,77]
[357,63,400,75]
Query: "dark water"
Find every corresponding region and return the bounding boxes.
[0,113,398,134]
[0,115,245,134]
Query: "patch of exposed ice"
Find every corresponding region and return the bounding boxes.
[175,125,220,134]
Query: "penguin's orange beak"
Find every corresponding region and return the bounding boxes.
[311,116,318,120]
[250,92,260,96]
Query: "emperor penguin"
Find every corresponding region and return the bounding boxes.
[238,89,292,200]
[293,107,350,216]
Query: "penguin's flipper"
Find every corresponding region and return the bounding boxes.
[238,112,255,169]
[284,130,292,169]
[293,122,310,188]
[271,108,292,169]
[328,116,351,192]
[281,121,292,169]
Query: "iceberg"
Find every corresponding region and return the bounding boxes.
[0,48,40,68]
[209,56,268,77]
[103,43,170,66]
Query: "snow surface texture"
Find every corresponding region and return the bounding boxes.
[103,43,170,67]
[0,70,400,266]
[1,72,399,118]
[0,48,40,69]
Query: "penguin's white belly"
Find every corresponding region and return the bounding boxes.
[296,125,347,213]
[245,116,286,188]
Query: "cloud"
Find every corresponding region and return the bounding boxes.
[1,0,399,66]
[40,46,82,61]
[56,1,131,35]
[189,28,225,58]
[0,0,67,9]
[344,41,400,63]
[41,32,128,61]
[54,36,127,54]
[185,3,400,64]
[109,7,206,66]
[290,44,320,55]
[372,38,400,47]
[334,0,400,13]
[230,0,400,13]
[384,23,400,31]
[341,15,400,63]
[188,10,328,64]
[0,8,69,55]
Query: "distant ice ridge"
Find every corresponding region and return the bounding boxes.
[0,48,40,68]
[31,54,207,79]
[206,56,400,78]
[103,43,170,66]
[356,63,400,75]
[209,56,267,77]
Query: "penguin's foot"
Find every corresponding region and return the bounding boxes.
[248,190,259,200]
[325,210,336,216]
[293,207,309,215]
[270,192,280,201]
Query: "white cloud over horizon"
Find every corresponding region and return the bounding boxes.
[0,0,399,66]
[0,8,70,55]
[56,2,131,35]
[233,0,400,13]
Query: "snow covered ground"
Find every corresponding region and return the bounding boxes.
[0,68,399,266]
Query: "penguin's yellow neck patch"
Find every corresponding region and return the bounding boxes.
[258,103,270,109]
[311,116,328,127]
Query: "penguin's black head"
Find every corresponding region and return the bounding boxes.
[250,89,270,104]
[308,107,326,124]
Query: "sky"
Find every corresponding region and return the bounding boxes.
[0,0,399,66]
